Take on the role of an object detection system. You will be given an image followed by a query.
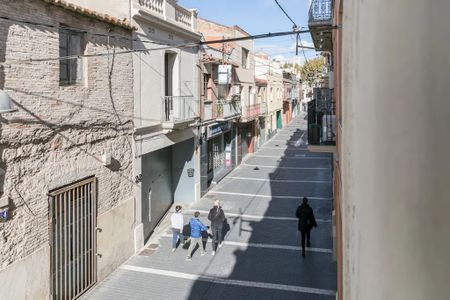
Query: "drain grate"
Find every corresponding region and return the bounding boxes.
[139,249,156,256]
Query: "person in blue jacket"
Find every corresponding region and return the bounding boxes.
[186,211,208,261]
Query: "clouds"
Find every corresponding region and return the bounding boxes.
[255,38,317,65]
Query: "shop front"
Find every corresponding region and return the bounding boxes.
[237,121,255,164]
[200,121,236,195]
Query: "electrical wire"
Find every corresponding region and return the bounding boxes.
[5,28,323,63]
[273,0,298,28]
[298,34,310,64]
[272,0,312,64]
[0,15,168,47]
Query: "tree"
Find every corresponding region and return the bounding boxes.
[300,58,325,86]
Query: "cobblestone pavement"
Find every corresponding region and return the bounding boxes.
[83,114,337,300]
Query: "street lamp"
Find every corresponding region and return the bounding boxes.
[0,89,17,114]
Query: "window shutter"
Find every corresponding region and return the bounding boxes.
[59,30,69,82]
[70,34,82,82]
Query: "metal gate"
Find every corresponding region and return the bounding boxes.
[49,177,97,300]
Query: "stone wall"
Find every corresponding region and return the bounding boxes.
[0,0,134,276]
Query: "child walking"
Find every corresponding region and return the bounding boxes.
[186,211,208,261]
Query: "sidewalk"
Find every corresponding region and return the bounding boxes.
[82,114,337,300]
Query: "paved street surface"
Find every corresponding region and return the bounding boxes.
[83,114,337,300]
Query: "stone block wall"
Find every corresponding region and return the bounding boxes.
[0,0,134,274]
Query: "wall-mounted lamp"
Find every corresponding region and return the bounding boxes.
[0,90,17,114]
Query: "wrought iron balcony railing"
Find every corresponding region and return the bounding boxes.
[309,0,333,24]
[308,0,333,51]
[307,88,336,146]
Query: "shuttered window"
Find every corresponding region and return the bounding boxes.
[59,28,85,85]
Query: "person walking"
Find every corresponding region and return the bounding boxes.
[208,199,226,256]
[186,211,208,261]
[170,205,184,252]
[296,197,317,257]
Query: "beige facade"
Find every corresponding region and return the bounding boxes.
[0,0,135,298]
[254,53,283,137]
[67,0,202,252]
[341,0,450,299]
[309,0,450,299]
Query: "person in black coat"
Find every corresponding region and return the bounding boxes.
[208,199,225,256]
[296,197,318,257]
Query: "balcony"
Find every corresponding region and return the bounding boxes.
[162,96,199,130]
[137,0,197,31]
[307,88,336,152]
[241,103,261,122]
[308,0,333,51]
[216,99,241,121]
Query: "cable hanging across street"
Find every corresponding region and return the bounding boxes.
[3,27,337,63]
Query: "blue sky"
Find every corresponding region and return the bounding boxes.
[178,0,318,64]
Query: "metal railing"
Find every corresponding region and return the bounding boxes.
[216,99,241,120]
[309,0,333,24]
[242,103,261,120]
[307,88,336,145]
[162,96,199,123]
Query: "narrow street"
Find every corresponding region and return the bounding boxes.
[83,114,337,300]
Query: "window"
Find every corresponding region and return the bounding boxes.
[242,47,249,69]
[59,28,85,85]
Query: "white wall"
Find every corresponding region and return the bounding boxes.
[133,17,200,128]
[67,0,131,20]
[342,0,450,299]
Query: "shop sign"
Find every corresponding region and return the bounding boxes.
[225,144,232,167]
[207,122,232,139]
[218,65,232,85]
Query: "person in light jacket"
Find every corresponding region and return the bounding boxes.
[186,211,208,261]
[170,205,184,252]
[208,199,225,256]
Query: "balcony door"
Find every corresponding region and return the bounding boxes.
[164,52,178,120]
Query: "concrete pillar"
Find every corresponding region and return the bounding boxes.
[342,0,450,299]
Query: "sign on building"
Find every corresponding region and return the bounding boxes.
[218,65,232,85]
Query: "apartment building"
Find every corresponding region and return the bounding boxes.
[198,18,259,164]
[198,42,241,195]
[255,52,284,139]
[308,0,450,299]
[65,0,203,251]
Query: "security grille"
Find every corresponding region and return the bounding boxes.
[49,177,97,300]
